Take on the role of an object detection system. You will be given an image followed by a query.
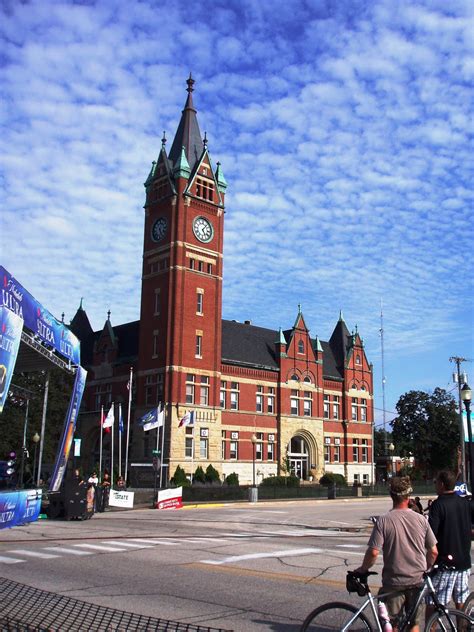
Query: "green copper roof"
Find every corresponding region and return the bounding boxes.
[276,327,286,345]
[173,145,191,178]
[215,162,227,192]
[144,160,157,186]
[314,336,323,353]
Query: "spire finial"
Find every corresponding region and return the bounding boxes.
[161,131,167,148]
[355,324,358,334]
[61,312,65,323]
[298,303,302,314]
[203,131,208,148]
[107,310,111,321]
[186,73,195,93]
[79,297,83,310]
[339,309,344,322]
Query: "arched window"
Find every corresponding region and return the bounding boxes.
[356,354,361,364]
[303,376,311,384]
[298,340,304,354]
[291,374,299,381]
[352,383,357,390]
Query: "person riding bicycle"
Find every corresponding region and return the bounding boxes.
[425,470,474,619]
[355,476,438,632]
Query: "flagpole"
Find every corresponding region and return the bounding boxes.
[99,405,103,483]
[191,420,195,484]
[125,366,133,484]
[118,403,122,480]
[160,404,165,488]
[111,402,115,488]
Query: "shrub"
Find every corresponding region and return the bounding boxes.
[225,472,239,486]
[193,466,206,483]
[261,475,300,487]
[170,465,190,487]
[319,472,347,487]
[205,464,221,483]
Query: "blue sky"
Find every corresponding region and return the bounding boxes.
[1,0,473,427]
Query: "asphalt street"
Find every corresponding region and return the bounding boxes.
[1,496,466,631]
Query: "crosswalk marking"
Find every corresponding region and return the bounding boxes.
[74,543,125,552]
[0,554,25,564]
[43,547,93,556]
[8,549,59,559]
[129,539,179,546]
[201,547,321,565]
[105,540,154,549]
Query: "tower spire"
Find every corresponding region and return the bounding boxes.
[168,74,203,173]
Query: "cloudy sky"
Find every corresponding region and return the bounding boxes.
[1,0,473,425]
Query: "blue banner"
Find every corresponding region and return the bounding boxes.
[49,366,87,492]
[0,306,23,413]
[1,266,80,365]
[0,489,43,530]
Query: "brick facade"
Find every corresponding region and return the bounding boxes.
[71,78,374,486]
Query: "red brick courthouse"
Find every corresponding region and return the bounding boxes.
[71,77,374,486]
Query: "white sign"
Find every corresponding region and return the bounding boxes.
[73,438,81,457]
[109,490,135,508]
[156,486,182,510]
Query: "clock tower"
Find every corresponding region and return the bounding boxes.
[137,75,227,465]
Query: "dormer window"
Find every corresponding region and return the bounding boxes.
[356,354,361,364]
[196,178,214,202]
[298,340,304,354]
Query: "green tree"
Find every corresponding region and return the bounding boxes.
[170,465,189,487]
[391,388,459,477]
[0,369,74,481]
[374,428,393,457]
[205,464,220,483]
[193,465,206,483]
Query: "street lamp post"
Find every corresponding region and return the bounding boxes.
[32,432,40,486]
[388,442,395,478]
[249,434,258,503]
[461,384,473,490]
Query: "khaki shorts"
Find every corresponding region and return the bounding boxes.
[379,585,422,626]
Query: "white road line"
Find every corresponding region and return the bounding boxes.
[338,544,364,549]
[129,539,179,546]
[43,547,93,556]
[8,549,59,559]
[74,543,125,552]
[0,555,25,564]
[201,547,321,565]
[105,541,154,548]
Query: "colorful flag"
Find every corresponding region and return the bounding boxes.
[103,404,114,428]
[179,410,195,427]
[139,406,164,432]
[118,404,124,434]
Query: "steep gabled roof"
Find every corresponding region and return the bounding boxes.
[69,301,93,341]
[168,74,203,173]
[328,312,351,372]
[77,321,139,367]
[221,320,278,370]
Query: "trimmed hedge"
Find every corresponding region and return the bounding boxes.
[261,475,300,487]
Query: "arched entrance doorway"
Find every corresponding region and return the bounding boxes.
[287,435,311,480]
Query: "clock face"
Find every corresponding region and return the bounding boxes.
[151,217,168,242]
[193,216,214,243]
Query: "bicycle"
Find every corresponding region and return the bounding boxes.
[463,591,474,618]
[300,563,473,631]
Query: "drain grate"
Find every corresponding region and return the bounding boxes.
[0,578,232,631]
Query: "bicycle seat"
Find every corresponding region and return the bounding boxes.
[346,571,377,596]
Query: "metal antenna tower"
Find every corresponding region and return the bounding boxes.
[380,301,387,452]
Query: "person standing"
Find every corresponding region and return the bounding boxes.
[426,470,474,615]
[355,476,437,632]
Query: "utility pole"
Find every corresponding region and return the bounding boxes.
[449,356,469,483]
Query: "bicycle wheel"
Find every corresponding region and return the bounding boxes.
[300,601,373,631]
[424,607,473,631]
[463,592,474,618]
